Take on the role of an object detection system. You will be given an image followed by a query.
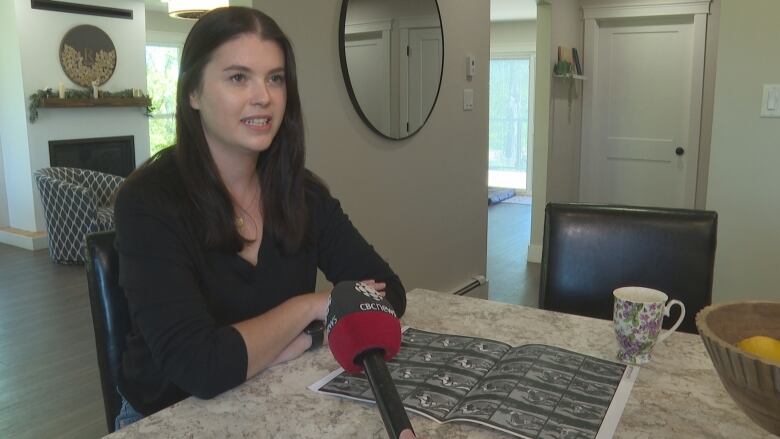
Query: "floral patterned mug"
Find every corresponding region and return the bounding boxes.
[613,287,685,364]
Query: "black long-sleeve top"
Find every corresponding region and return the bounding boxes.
[114,154,405,416]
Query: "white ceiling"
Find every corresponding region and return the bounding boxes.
[143,1,537,21]
[491,0,537,22]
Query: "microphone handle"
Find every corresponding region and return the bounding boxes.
[359,349,414,439]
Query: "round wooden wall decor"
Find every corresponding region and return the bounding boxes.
[59,25,117,87]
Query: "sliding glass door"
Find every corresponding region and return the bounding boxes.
[488,54,534,191]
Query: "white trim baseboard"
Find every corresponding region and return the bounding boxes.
[527,244,543,263]
[0,227,48,251]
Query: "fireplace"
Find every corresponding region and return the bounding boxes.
[49,135,135,177]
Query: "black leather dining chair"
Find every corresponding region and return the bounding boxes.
[85,230,129,433]
[539,203,717,334]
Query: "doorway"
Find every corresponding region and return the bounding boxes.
[580,5,710,208]
[485,15,538,305]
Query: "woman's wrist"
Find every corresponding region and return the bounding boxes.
[303,320,325,351]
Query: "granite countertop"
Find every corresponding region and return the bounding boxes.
[106,289,775,438]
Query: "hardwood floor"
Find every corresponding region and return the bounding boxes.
[470,202,540,306]
[0,244,106,439]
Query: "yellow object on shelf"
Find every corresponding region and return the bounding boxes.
[738,335,780,364]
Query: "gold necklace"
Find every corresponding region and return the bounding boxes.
[234,178,260,229]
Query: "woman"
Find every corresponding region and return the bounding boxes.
[113,7,406,429]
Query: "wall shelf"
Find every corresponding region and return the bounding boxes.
[39,97,151,108]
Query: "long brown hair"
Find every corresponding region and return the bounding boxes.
[167,6,313,254]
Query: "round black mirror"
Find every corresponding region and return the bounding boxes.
[339,0,444,140]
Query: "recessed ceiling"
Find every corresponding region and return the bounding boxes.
[491,0,537,22]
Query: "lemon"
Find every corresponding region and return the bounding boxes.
[737,335,780,364]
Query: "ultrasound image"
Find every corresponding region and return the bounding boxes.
[315,329,629,439]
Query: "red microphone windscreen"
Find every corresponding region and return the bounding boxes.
[328,310,401,373]
[326,281,402,373]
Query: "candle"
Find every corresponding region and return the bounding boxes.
[58,83,65,99]
[92,81,98,99]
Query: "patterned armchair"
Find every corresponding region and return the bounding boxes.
[34,167,125,264]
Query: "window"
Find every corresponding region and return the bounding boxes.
[489,55,534,190]
[146,44,180,155]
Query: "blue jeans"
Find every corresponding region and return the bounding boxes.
[115,393,144,431]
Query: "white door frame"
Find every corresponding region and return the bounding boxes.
[580,0,711,207]
[398,15,441,136]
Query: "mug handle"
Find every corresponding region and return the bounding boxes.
[656,299,685,344]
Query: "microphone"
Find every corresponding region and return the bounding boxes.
[326,281,415,439]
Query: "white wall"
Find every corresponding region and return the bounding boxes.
[253,0,490,293]
[706,0,780,303]
[0,0,33,230]
[1,0,150,233]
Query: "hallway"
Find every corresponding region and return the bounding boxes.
[472,201,540,306]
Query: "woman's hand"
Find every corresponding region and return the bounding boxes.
[360,279,386,297]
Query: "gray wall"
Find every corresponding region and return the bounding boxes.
[706,0,780,303]
[491,20,537,50]
[530,0,583,261]
[547,0,583,204]
[253,0,490,293]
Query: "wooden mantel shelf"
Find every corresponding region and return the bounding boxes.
[40,97,151,108]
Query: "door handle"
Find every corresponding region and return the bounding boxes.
[675,147,685,156]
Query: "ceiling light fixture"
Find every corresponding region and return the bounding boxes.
[166,0,228,20]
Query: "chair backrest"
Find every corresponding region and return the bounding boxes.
[85,231,129,433]
[35,167,124,207]
[540,203,717,334]
[34,166,82,184]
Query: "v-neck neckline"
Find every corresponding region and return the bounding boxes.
[236,234,265,268]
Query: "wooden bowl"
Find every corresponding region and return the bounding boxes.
[696,301,780,436]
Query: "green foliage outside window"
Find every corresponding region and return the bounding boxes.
[146,45,180,155]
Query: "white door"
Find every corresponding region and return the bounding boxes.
[580,16,705,208]
[344,34,391,134]
[405,28,443,135]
